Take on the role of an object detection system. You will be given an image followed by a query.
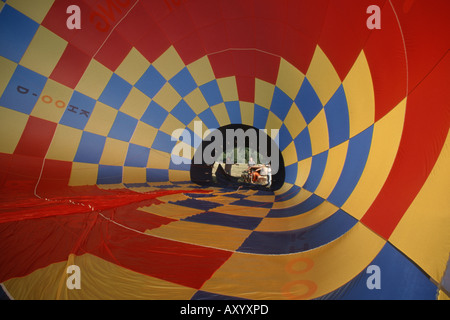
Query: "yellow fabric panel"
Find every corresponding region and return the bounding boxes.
[30,79,73,123]
[271,188,312,209]
[276,58,305,100]
[195,195,238,206]
[168,169,190,182]
[152,82,181,112]
[213,204,270,218]
[265,110,283,130]
[341,99,406,220]
[282,141,298,167]
[5,253,197,299]
[3,256,66,299]
[0,56,17,97]
[159,113,185,136]
[69,162,98,186]
[389,128,450,285]
[438,290,450,300]
[130,121,158,148]
[119,87,151,119]
[99,137,128,166]
[187,56,215,86]
[97,183,125,190]
[295,157,312,188]
[84,101,118,136]
[7,0,54,23]
[306,45,341,106]
[343,51,375,138]
[115,47,150,85]
[152,46,185,80]
[283,102,306,139]
[217,76,238,102]
[211,103,231,127]
[20,26,67,77]
[240,101,254,127]
[123,166,146,184]
[254,78,275,109]
[75,59,113,100]
[314,141,348,199]
[184,88,209,114]
[146,221,251,251]
[308,109,329,156]
[274,182,294,196]
[139,202,204,220]
[46,124,82,162]
[245,194,275,203]
[201,223,385,299]
[0,107,29,154]
[255,200,339,232]
[147,149,170,169]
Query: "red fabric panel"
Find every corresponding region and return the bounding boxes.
[158,5,196,44]
[281,25,316,75]
[236,76,255,103]
[198,21,230,54]
[364,4,408,122]
[185,0,224,29]
[114,2,152,45]
[391,0,450,94]
[14,116,57,158]
[37,159,72,192]
[226,18,255,49]
[361,54,450,239]
[208,50,235,78]
[173,31,206,65]
[94,30,132,71]
[0,186,229,289]
[135,20,171,63]
[254,50,280,85]
[50,44,91,89]
[318,0,384,81]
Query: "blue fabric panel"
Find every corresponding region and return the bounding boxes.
[316,242,438,300]
[183,211,263,230]
[270,87,293,121]
[267,193,325,218]
[98,74,132,110]
[171,99,196,125]
[140,100,169,128]
[151,131,177,153]
[327,125,373,207]
[169,67,197,97]
[253,104,269,130]
[0,5,38,62]
[108,111,138,142]
[324,85,350,148]
[97,165,122,184]
[74,131,106,164]
[303,150,328,192]
[238,209,357,254]
[146,168,169,182]
[295,78,323,124]
[293,127,312,161]
[0,65,46,115]
[59,91,96,130]
[125,143,150,167]
[199,80,223,106]
[225,101,242,124]
[134,65,166,98]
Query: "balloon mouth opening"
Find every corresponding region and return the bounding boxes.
[190,124,285,191]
